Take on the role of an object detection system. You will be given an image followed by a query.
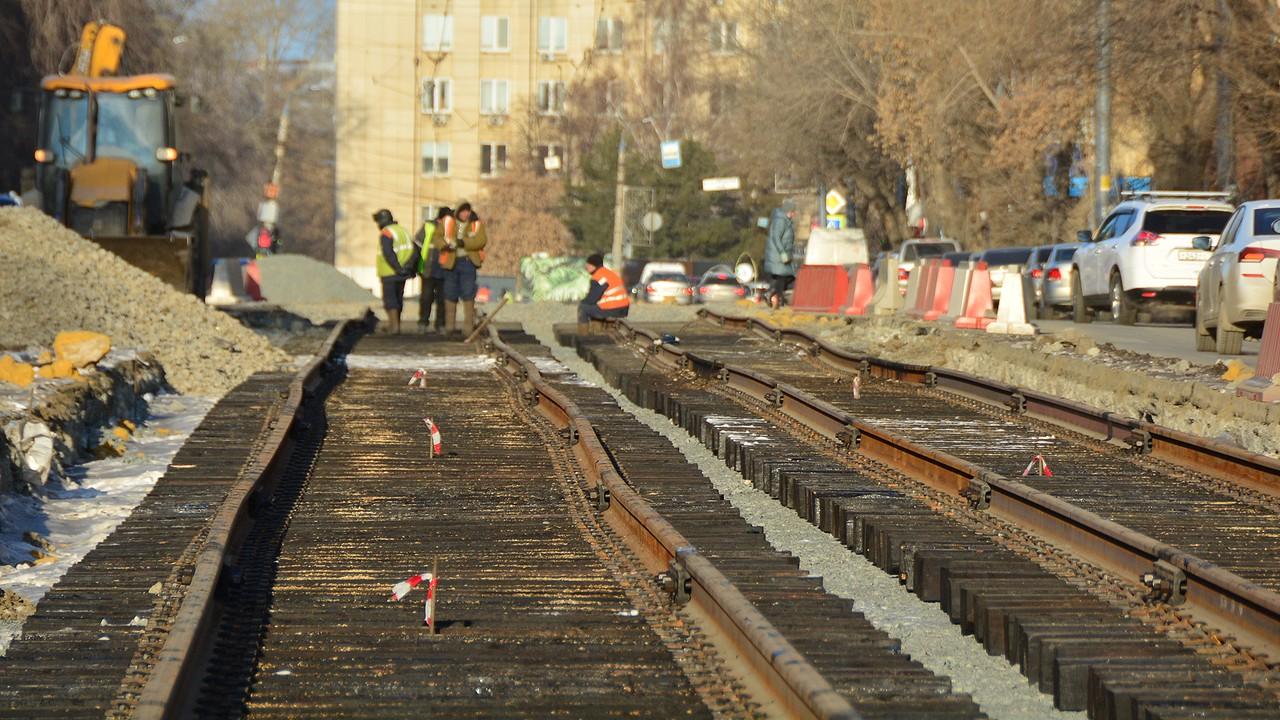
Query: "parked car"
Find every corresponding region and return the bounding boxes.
[1071,193,1233,325]
[1194,200,1280,353]
[638,272,693,304]
[1032,244,1081,319]
[882,238,961,294]
[638,261,686,287]
[942,251,974,267]
[978,246,1034,301]
[695,270,748,302]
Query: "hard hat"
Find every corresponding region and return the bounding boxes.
[372,208,394,227]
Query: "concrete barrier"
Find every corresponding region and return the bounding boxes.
[207,258,263,305]
[1237,302,1280,402]
[922,261,956,321]
[899,259,922,316]
[841,264,875,316]
[870,257,904,316]
[941,262,973,323]
[791,264,850,314]
[904,259,940,319]
[986,272,1037,335]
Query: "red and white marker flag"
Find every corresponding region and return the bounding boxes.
[423,417,442,457]
[407,369,428,388]
[390,571,439,632]
[1022,454,1053,477]
[851,375,862,400]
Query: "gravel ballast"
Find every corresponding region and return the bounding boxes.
[255,255,376,305]
[503,302,1079,720]
[0,208,288,397]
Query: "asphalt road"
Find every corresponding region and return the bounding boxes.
[1034,318,1260,365]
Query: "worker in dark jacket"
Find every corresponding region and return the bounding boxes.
[763,200,797,309]
[374,208,419,334]
[414,207,451,332]
[577,253,630,334]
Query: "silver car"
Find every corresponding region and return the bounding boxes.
[641,272,694,304]
[1194,200,1280,354]
[695,270,747,303]
[1034,244,1080,319]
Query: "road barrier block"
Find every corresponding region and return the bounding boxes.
[899,259,922,316]
[904,259,940,319]
[871,257,904,316]
[791,265,850,314]
[1237,302,1280,402]
[841,264,875,316]
[941,262,973,323]
[986,272,1037,335]
[207,258,263,305]
[955,263,995,330]
[923,261,956,321]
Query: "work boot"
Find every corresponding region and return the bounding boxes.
[462,300,476,336]
[577,322,590,336]
[387,309,401,335]
[444,301,458,338]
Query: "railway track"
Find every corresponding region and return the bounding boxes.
[561,313,1280,719]
[0,317,1004,718]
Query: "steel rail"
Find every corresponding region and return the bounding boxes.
[699,308,1280,498]
[482,328,861,720]
[133,316,368,719]
[605,317,1280,662]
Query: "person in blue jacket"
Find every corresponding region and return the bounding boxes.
[764,200,797,308]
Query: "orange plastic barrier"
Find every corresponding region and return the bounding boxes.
[243,260,264,301]
[1237,302,1280,402]
[791,265,850,314]
[954,262,994,330]
[841,264,875,316]
[922,262,955,321]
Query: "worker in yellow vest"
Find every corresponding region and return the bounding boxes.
[373,208,418,334]
[578,252,630,334]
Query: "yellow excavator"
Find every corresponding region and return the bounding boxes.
[33,21,209,297]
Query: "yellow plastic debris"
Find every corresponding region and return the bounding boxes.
[1221,359,1255,383]
[53,331,111,368]
[0,355,35,387]
[36,359,77,379]
[35,351,53,365]
[111,426,131,441]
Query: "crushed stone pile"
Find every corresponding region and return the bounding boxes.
[0,208,289,397]
[255,254,375,305]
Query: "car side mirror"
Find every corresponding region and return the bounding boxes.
[1076,230,1093,243]
[1191,236,1212,251]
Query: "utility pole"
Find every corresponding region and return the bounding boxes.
[609,133,627,269]
[1212,0,1234,192]
[1093,0,1112,227]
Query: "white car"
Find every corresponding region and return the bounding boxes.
[1071,193,1233,324]
[1194,200,1280,354]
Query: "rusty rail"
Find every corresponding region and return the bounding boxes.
[482,328,861,720]
[700,308,1280,498]
[606,316,1280,662]
[133,316,369,719]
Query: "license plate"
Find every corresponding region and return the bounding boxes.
[1177,250,1209,261]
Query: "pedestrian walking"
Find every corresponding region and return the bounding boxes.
[373,208,419,335]
[577,253,630,334]
[434,200,487,337]
[764,200,798,309]
[414,207,452,333]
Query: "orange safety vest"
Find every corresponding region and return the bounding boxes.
[592,266,630,310]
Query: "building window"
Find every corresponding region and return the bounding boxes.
[653,17,673,55]
[538,16,568,55]
[537,80,566,115]
[481,16,510,52]
[601,78,624,115]
[421,77,452,114]
[709,83,736,116]
[481,144,508,177]
[423,14,454,52]
[536,144,564,175]
[710,20,739,53]
[595,18,624,52]
[480,79,510,115]
[421,142,451,176]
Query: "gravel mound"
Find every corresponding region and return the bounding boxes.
[0,208,289,397]
[255,255,375,304]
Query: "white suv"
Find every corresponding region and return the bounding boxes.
[1071,192,1233,324]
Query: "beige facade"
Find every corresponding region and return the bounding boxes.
[336,0,646,291]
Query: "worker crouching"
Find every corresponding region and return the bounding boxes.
[577,253,630,334]
[374,208,419,334]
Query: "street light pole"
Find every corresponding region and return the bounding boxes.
[1094,0,1112,227]
[610,132,627,269]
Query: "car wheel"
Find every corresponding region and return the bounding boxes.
[1071,273,1092,324]
[1215,285,1244,355]
[1109,273,1137,325]
[1194,307,1215,352]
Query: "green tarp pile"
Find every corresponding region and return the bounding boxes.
[518,254,593,302]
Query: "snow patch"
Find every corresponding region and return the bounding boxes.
[341,354,497,372]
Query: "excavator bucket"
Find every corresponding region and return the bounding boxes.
[88,234,202,296]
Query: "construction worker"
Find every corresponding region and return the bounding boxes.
[577,252,630,334]
[434,200,487,338]
[414,207,451,333]
[374,208,418,334]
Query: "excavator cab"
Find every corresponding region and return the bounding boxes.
[32,22,208,297]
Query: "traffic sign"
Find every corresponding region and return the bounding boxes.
[825,189,846,215]
[702,176,741,192]
[641,211,664,232]
[825,214,846,230]
[660,140,682,170]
